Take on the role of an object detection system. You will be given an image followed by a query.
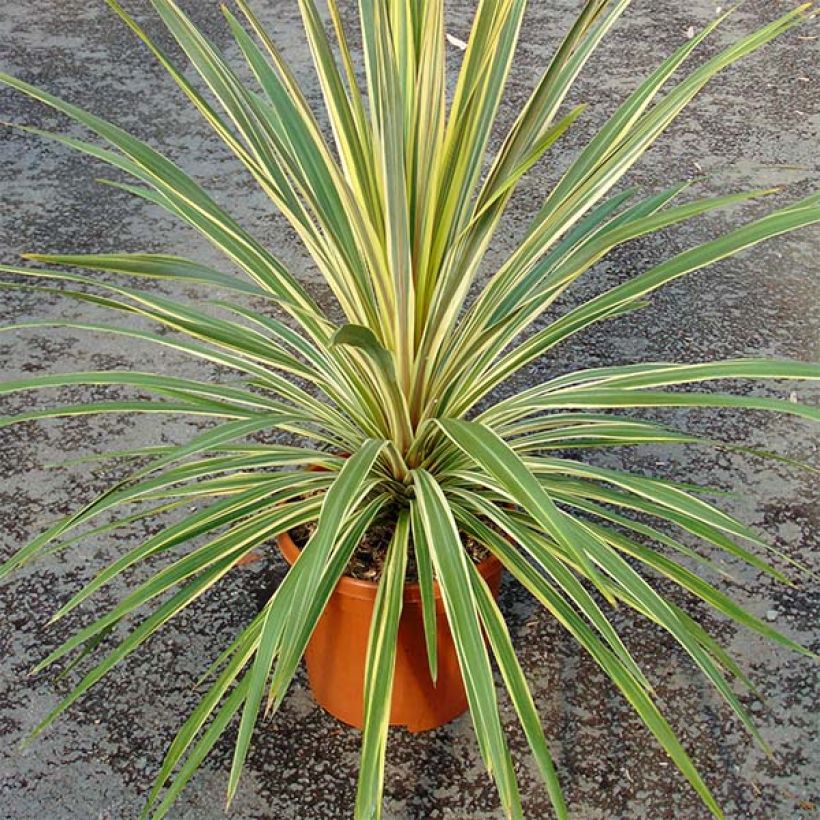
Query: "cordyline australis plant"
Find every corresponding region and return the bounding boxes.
[0,0,818,816]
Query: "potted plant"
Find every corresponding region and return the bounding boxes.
[0,0,817,817]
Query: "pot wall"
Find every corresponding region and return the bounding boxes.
[278,531,503,732]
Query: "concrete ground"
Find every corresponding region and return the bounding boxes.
[0,0,817,817]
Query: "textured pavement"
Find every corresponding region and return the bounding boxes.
[0,1,818,818]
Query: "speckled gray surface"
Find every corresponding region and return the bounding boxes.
[0,1,818,818]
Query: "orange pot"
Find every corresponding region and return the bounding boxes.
[278,530,503,732]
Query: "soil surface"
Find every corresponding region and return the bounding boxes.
[1,1,818,818]
[290,522,489,582]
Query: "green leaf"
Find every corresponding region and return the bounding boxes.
[0,415,290,581]
[23,251,268,297]
[49,472,330,624]
[437,418,617,605]
[355,510,409,820]
[454,506,722,818]
[332,323,398,381]
[412,470,522,818]
[453,489,651,690]
[470,562,567,820]
[226,441,386,803]
[0,72,325,335]
[410,502,438,683]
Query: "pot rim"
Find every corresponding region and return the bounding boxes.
[277,529,502,603]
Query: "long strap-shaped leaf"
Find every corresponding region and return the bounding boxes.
[150,497,382,820]
[528,358,820,395]
[25,251,269,297]
[582,517,814,659]
[438,418,616,604]
[0,399,253,431]
[453,506,721,817]
[32,498,320,677]
[542,477,799,583]
[489,386,820,427]
[357,0,414,381]
[451,487,650,689]
[355,510,409,820]
[26,499,318,744]
[0,71,328,341]
[49,473,331,624]
[478,194,820,402]
[0,268,355,438]
[435,186,779,416]
[427,183,666,414]
[105,0,312,227]
[0,265,314,382]
[470,562,567,820]
[19,251,361,415]
[0,370,282,412]
[528,511,769,751]
[0,415,290,580]
[409,501,438,683]
[226,441,387,802]
[509,7,800,290]
[482,0,627,196]
[266,442,389,702]
[411,470,522,818]
[442,9,811,415]
[447,8,735,358]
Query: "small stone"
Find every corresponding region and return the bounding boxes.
[765,609,778,622]
[446,32,468,51]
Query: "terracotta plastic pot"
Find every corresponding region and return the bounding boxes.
[278,530,503,732]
